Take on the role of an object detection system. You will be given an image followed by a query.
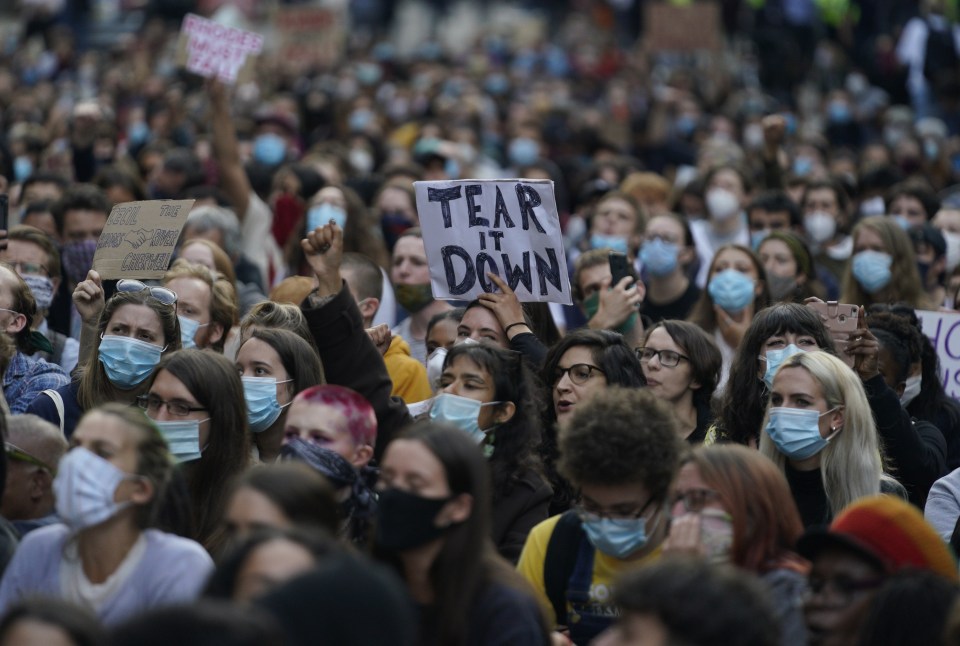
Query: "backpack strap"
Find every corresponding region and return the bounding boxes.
[42,389,65,437]
[543,510,585,626]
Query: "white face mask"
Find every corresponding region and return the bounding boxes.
[706,188,740,222]
[426,346,448,392]
[943,231,960,272]
[901,374,922,407]
[859,196,886,217]
[804,211,837,245]
[54,447,136,531]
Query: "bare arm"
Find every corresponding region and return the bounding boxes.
[207,80,251,220]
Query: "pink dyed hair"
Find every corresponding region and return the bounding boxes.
[293,385,377,447]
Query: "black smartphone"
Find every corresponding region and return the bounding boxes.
[608,251,631,287]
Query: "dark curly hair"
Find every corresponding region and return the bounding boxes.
[559,387,682,501]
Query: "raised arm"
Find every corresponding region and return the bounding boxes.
[207,80,251,221]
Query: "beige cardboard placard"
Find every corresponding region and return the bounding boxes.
[174,13,263,85]
[93,200,195,280]
[273,5,346,67]
[643,1,723,52]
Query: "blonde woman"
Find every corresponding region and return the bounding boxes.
[759,351,906,527]
[841,215,934,310]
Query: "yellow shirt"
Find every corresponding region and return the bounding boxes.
[384,336,432,404]
[516,514,662,628]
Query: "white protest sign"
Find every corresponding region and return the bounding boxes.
[177,14,263,84]
[93,200,195,280]
[413,179,571,305]
[916,309,960,399]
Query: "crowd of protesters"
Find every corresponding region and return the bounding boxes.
[2,0,960,644]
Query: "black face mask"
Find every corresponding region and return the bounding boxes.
[375,488,452,551]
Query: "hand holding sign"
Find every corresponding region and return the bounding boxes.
[73,270,105,326]
[302,222,343,298]
[478,273,528,338]
[414,179,571,304]
[846,306,881,382]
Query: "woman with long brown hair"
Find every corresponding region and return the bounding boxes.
[664,444,808,646]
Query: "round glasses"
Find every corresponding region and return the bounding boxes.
[137,395,206,417]
[574,493,659,522]
[637,347,689,368]
[552,363,605,386]
[117,279,178,306]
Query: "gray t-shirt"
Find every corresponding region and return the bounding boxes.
[0,524,213,626]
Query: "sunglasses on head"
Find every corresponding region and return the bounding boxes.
[116,279,178,306]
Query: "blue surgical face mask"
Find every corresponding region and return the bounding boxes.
[177,315,208,351]
[590,234,629,254]
[708,269,755,313]
[98,335,165,390]
[508,137,540,167]
[852,250,893,294]
[253,133,287,166]
[429,393,502,444]
[242,376,293,433]
[761,344,806,388]
[154,418,208,462]
[765,406,840,460]
[751,230,769,251]
[13,156,33,183]
[308,203,347,232]
[581,509,662,559]
[639,238,679,277]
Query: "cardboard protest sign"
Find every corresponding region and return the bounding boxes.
[916,309,960,399]
[273,4,346,67]
[413,179,572,305]
[175,14,263,84]
[93,200,195,280]
[643,1,723,52]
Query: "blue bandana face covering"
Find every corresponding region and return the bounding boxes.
[98,335,164,389]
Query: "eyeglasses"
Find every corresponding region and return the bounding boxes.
[137,395,207,417]
[637,347,689,368]
[6,261,49,277]
[117,279,178,306]
[805,575,885,606]
[669,488,721,513]
[552,363,605,386]
[5,442,53,473]
[574,494,659,522]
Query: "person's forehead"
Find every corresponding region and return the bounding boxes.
[5,239,49,263]
[579,262,611,288]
